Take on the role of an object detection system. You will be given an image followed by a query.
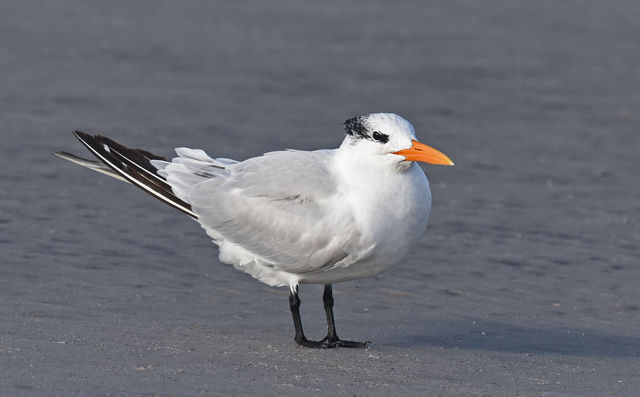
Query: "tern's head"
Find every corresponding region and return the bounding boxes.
[342,113,453,166]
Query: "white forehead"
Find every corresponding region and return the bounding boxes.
[362,113,416,139]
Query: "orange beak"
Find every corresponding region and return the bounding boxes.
[393,139,454,166]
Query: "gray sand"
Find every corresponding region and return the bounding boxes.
[1,1,639,396]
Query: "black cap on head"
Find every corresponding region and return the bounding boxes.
[344,116,369,138]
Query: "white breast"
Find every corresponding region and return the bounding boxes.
[298,157,431,284]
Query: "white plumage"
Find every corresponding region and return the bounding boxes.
[57,112,453,348]
[151,114,432,289]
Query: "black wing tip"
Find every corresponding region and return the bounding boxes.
[72,131,167,162]
[72,130,110,144]
[73,130,90,139]
[72,130,98,148]
[67,130,197,219]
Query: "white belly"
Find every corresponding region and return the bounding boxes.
[299,163,431,284]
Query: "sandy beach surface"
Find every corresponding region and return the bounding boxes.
[1,1,639,395]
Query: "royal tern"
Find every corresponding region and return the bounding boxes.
[55,113,453,348]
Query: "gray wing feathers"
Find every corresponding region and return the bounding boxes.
[161,149,368,274]
[152,147,236,199]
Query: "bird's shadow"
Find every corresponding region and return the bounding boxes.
[385,320,640,357]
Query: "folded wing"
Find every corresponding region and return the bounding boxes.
[160,149,370,275]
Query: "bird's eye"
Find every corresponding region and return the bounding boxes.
[372,131,389,143]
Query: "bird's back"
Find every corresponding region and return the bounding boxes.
[156,148,379,287]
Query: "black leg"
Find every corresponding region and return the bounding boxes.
[288,285,369,348]
[289,286,326,348]
[321,284,369,348]
[323,284,337,340]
